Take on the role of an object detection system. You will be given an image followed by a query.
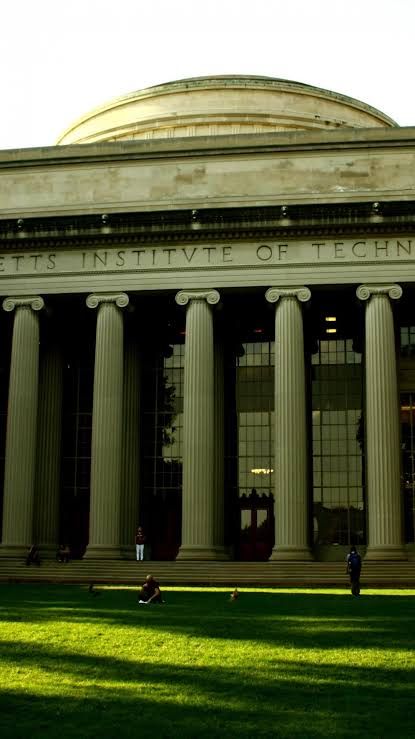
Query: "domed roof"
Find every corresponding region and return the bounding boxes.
[57,75,397,145]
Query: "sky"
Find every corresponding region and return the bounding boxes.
[1,0,414,150]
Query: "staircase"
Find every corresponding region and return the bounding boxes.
[1,559,415,587]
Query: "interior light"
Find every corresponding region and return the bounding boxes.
[253,328,264,334]
[251,468,274,475]
[326,328,337,334]
[325,316,337,322]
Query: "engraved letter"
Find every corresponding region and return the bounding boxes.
[222,246,233,262]
[93,252,108,268]
[256,245,272,262]
[312,243,325,259]
[352,241,366,258]
[182,247,197,263]
[132,250,146,266]
[397,240,411,257]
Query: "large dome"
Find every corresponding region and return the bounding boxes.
[57,75,397,145]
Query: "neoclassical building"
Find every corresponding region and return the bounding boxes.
[0,76,414,563]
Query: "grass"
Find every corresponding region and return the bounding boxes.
[0,585,415,739]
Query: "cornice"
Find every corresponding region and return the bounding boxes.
[2,126,415,169]
[0,201,415,249]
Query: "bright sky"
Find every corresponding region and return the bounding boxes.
[1,0,414,150]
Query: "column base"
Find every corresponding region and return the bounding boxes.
[83,545,123,560]
[176,544,229,561]
[212,546,230,560]
[269,546,313,561]
[39,544,59,560]
[364,545,407,561]
[120,545,136,560]
[0,544,29,559]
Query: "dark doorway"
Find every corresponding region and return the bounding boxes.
[149,489,181,560]
[238,489,274,560]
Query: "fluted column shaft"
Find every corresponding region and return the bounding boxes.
[213,333,229,558]
[34,343,63,556]
[175,289,220,559]
[1,296,44,555]
[266,287,312,560]
[121,334,141,558]
[85,293,129,558]
[357,284,406,560]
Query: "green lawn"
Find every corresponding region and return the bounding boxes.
[0,584,414,739]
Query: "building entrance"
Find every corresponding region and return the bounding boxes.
[238,489,274,560]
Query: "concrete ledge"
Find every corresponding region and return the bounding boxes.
[1,560,414,587]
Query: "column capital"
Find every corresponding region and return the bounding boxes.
[265,286,311,304]
[175,289,220,307]
[3,296,44,312]
[86,293,129,310]
[356,284,402,301]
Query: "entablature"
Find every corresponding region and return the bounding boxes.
[0,201,415,249]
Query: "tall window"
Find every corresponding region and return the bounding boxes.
[141,342,184,559]
[60,361,93,557]
[236,339,275,560]
[160,344,184,486]
[399,324,415,543]
[311,339,364,546]
[401,393,415,543]
[237,341,274,496]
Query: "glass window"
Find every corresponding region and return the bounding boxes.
[401,392,415,543]
[311,337,364,546]
[237,341,274,496]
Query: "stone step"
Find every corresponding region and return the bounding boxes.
[1,559,414,586]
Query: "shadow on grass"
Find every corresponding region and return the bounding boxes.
[1,585,415,652]
[0,638,414,739]
[1,586,415,738]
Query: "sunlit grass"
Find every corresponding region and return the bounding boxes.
[0,584,414,738]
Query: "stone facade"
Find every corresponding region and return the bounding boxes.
[0,77,414,562]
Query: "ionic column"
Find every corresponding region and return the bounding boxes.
[34,343,63,557]
[265,287,312,560]
[175,289,220,560]
[85,293,129,559]
[356,284,406,560]
[1,296,44,556]
[121,332,141,558]
[213,332,229,559]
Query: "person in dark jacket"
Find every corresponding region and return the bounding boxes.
[135,527,146,561]
[26,545,41,567]
[138,574,164,604]
[346,545,362,596]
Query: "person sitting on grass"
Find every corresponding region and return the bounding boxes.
[138,574,164,604]
[25,545,41,567]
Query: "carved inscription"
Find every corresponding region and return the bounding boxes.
[0,239,413,276]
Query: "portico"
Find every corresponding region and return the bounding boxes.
[0,76,414,567]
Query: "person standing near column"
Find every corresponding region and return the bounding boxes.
[135,526,146,561]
